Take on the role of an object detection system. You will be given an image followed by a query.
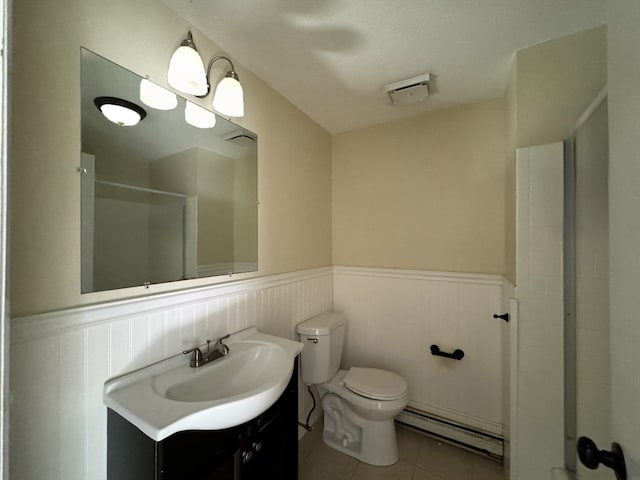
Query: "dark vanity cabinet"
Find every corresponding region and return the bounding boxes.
[107,363,298,480]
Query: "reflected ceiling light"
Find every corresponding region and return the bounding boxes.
[94,96,147,127]
[167,31,245,118]
[139,79,178,110]
[167,31,208,96]
[184,101,217,129]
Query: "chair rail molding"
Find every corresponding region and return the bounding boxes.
[11,266,333,344]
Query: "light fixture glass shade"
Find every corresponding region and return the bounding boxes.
[212,73,244,117]
[167,43,208,96]
[140,79,178,110]
[100,105,143,126]
[185,101,217,129]
[94,97,146,127]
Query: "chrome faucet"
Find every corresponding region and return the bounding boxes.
[183,334,231,368]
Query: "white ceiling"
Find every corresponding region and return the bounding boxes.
[161,0,606,134]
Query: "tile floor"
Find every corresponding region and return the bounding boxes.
[298,422,504,480]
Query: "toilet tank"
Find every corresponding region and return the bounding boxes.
[296,312,347,385]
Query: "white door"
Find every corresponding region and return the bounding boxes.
[608,1,640,479]
[0,0,8,477]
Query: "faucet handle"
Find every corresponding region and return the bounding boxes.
[182,347,203,367]
[213,334,231,356]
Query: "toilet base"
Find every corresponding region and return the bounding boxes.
[321,393,400,466]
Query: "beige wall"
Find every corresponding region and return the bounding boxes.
[93,196,150,290]
[151,149,199,195]
[234,151,258,264]
[503,25,607,283]
[11,0,602,316]
[503,61,518,283]
[195,149,235,265]
[515,26,607,149]
[333,99,506,275]
[10,0,332,316]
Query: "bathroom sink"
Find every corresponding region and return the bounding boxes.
[158,343,287,402]
[104,327,303,441]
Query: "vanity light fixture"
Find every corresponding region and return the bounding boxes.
[140,79,178,110]
[167,31,208,96]
[184,101,217,129]
[94,96,147,127]
[209,57,244,118]
[167,31,245,117]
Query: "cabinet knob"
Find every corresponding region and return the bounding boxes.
[253,441,263,453]
[242,450,253,464]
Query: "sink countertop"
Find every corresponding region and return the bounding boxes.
[103,326,303,441]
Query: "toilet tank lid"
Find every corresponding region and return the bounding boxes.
[296,312,346,335]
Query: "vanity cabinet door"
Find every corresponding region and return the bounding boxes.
[238,411,296,479]
[160,428,239,480]
[107,409,240,480]
[107,409,158,480]
[238,362,298,480]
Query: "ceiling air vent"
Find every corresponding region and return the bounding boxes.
[385,73,430,106]
[223,130,256,144]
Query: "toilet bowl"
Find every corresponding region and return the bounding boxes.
[296,312,409,466]
[318,368,408,465]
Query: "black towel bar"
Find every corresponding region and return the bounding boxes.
[430,344,464,360]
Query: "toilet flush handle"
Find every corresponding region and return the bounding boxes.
[306,337,318,344]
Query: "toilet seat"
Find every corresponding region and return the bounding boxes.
[344,367,407,401]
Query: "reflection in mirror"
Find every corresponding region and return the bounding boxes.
[81,48,257,293]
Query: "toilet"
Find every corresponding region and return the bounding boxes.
[296,312,409,466]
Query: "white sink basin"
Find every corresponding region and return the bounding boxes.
[158,343,287,402]
[104,327,303,441]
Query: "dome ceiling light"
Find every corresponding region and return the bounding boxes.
[94,96,147,127]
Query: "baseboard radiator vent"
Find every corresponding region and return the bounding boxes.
[396,407,503,460]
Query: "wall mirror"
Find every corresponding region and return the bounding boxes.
[81,48,257,293]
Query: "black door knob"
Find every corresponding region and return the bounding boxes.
[577,436,627,480]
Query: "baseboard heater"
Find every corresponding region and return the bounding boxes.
[396,407,503,459]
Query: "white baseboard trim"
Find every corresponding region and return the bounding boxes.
[407,400,502,437]
[397,408,503,458]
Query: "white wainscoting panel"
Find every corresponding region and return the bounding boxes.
[10,267,333,480]
[333,266,507,436]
